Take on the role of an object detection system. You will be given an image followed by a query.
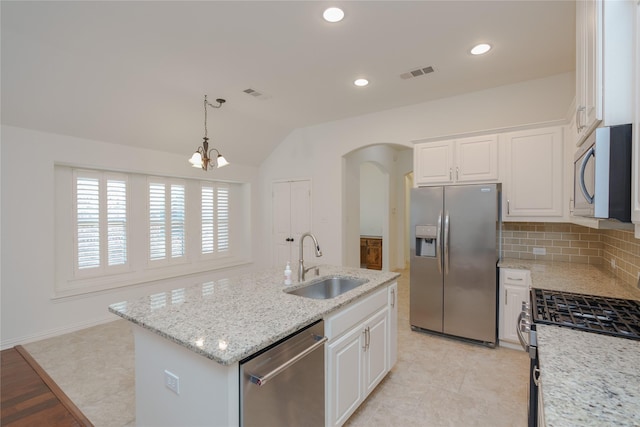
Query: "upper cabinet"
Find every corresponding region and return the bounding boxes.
[502,127,564,220]
[574,0,634,146]
[414,135,498,186]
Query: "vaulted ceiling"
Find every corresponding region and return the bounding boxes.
[1,1,575,166]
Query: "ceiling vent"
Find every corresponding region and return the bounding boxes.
[242,88,271,100]
[400,66,435,80]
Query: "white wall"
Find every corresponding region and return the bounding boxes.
[258,72,575,268]
[0,126,261,348]
[360,162,386,237]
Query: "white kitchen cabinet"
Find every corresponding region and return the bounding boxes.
[413,135,498,186]
[325,283,396,427]
[271,179,311,267]
[499,268,530,347]
[574,0,634,146]
[502,126,564,220]
[387,282,398,369]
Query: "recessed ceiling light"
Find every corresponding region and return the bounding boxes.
[470,43,492,55]
[323,7,344,23]
[354,78,369,87]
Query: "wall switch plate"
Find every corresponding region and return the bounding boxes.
[164,370,180,394]
[532,247,546,255]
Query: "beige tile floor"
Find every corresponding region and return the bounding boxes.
[24,270,528,427]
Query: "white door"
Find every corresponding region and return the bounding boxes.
[272,180,311,267]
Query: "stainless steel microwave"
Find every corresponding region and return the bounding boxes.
[572,124,632,222]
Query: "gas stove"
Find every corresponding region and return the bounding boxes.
[531,288,640,340]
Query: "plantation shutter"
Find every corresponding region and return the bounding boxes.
[217,185,229,252]
[76,177,100,269]
[171,184,186,258]
[107,178,127,266]
[201,186,215,254]
[149,183,166,261]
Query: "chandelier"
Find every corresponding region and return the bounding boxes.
[188,95,229,170]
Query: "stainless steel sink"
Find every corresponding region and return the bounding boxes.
[285,276,368,299]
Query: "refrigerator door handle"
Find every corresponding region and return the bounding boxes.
[436,211,443,274]
[443,211,450,275]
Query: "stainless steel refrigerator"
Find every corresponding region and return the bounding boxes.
[410,183,501,346]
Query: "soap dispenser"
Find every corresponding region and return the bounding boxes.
[284,262,292,285]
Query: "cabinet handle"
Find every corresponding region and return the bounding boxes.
[505,289,507,304]
[367,326,371,351]
[577,106,586,132]
[507,277,523,281]
[507,199,510,215]
[449,168,452,181]
[391,288,396,308]
[363,328,368,351]
[456,166,459,181]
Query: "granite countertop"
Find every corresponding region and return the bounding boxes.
[536,325,640,427]
[499,258,640,300]
[499,258,640,427]
[109,265,399,366]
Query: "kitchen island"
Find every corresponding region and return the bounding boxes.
[109,264,400,426]
[499,259,640,427]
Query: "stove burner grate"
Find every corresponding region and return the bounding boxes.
[531,289,640,340]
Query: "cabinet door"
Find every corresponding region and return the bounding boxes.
[575,0,602,145]
[363,309,388,396]
[499,269,529,344]
[365,238,382,270]
[414,141,454,186]
[387,282,398,370]
[503,127,564,219]
[327,327,364,427]
[455,135,498,183]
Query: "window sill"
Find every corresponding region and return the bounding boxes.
[53,257,252,300]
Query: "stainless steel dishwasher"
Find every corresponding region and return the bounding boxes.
[240,319,326,427]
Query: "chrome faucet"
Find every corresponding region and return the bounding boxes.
[299,232,322,282]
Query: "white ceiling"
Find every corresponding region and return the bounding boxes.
[1,1,575,167]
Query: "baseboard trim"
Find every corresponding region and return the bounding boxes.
[0,315,118,350]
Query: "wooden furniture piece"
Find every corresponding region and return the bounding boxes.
[360,237,382,270]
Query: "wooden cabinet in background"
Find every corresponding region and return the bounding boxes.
[360,237,382,270]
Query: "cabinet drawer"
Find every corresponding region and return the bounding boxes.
[502,269,529,286]
[325,287,388,341]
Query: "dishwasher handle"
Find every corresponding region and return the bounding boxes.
[249,335,327,387]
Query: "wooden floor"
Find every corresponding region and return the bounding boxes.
[1,345,93,427]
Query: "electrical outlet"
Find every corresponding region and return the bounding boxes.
[532,247,546,255]
[610,259,616,270]
[164,370,179,394]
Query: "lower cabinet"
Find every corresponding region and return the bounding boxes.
[325,283,397,427]
[499,268,530,346]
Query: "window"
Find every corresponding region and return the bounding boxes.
[148,179,186,264]
[201,183,230,255]
[60,166,248,297]
[73,170,128,276]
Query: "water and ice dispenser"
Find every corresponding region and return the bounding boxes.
[415,225,438,257]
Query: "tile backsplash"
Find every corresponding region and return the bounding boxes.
[502,222,640,287]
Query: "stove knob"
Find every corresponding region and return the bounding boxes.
[521,301,530,311]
